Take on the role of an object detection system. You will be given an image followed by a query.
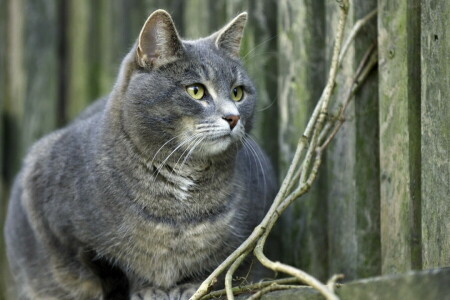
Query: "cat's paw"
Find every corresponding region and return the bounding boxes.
[132,283,199,300]
[131,288,170,300]
[168,283,199,300]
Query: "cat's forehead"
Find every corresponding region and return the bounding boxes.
[178,38,246,80]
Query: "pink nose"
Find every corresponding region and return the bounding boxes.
[222,115,240,130]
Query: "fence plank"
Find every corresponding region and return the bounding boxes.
[21,0,59,150]
[183,0,213,38]
[0,0,8,298]
[277,0,328,280]
[378,0,422,274]
[2,1,60,299]
[325,0,381,281]
[3,1,26,298]
[243,0,279,173]
[4,0,26,182]
[421,0,450,269]
[325,0,359,280]
[352,0,381,279]
[65,0,92,120]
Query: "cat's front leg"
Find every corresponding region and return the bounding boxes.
[132,283,199,300]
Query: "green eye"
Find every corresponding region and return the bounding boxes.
[186,84,205,100]
[231,86,244,101]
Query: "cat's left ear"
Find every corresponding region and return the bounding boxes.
[214,12,248,58]
[136,10,184,68]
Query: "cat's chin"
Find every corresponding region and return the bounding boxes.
[199,137,234,156]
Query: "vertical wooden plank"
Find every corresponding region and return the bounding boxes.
[3,1,59,298]
[65,0,91,120]
[4,0,26,181]
[243,0,279,173]
[278,0,328,280]
[353,1,381,279]
[378,0,422,274]
[183,0,213,38]
[325,0,358,280]
[0,0,8,298]
[3,1,26,298]
[21,0,59,149]
[325,0,380,280]
[421,0,450,269]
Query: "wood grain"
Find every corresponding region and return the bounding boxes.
[420,0,450,269]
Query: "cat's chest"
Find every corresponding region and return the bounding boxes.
[116,208,239,287]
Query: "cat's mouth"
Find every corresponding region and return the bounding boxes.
[203,131,231,141]
[175,119,244,157]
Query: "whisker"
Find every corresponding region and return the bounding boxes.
[241,34,278,61]
[152,133,202,179]
[178,135,207,171]
[172,134,204,174]
[243,134,268,200]
[257,96,279,112]
[148,133,184,166]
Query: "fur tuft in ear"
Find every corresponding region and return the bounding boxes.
[137,9,184,68]
[215,12,248,58]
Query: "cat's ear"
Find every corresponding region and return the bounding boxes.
[214,12,248,58]
[136,10,184,68]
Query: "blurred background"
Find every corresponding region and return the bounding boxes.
[1,0,449,299]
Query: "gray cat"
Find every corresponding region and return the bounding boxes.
[5,9,276,300]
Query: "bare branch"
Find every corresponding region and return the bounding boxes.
[200,278,300,300]
[225,251,250,300]
[339,8,377,64]
[246,284,304,300]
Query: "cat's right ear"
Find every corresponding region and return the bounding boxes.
[136,10,184,68]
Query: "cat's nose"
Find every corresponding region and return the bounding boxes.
[222,114,240,130]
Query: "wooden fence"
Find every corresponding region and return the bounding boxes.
[0,0,448,299]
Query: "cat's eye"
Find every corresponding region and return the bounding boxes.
[231,86,244,102]
[186,84,206,100]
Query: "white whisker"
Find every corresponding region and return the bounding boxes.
[148,133,184,166]
[243,134,268,200]
[152,133,202,179]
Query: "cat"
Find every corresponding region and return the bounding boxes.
[4,9,276,300]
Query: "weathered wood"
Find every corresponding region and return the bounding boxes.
[183,0,213,38]
[277,0,328,280]
[325,0,359,280]
[378,0,422,273]
[318,0,380,281]
[352,0,381,279]
[0,0,8,298]
[21,0,59,149]
[242,0,279,173]
[2,1,59,299]
[65,0,92,120]
[420,0,450,269]
[4,0,26,182]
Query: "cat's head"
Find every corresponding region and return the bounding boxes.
[116,10,256,161]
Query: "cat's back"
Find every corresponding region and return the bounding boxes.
[7,99,104,227]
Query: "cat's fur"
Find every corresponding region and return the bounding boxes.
[5,10,276,300]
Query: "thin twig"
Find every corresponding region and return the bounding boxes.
[254,235,339,300]
[246,284,304,300]
[339,8,377,64]
[200,278,300,300]
[318,46,378,152]
[326,274,345,293]
[225,251,250,300]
